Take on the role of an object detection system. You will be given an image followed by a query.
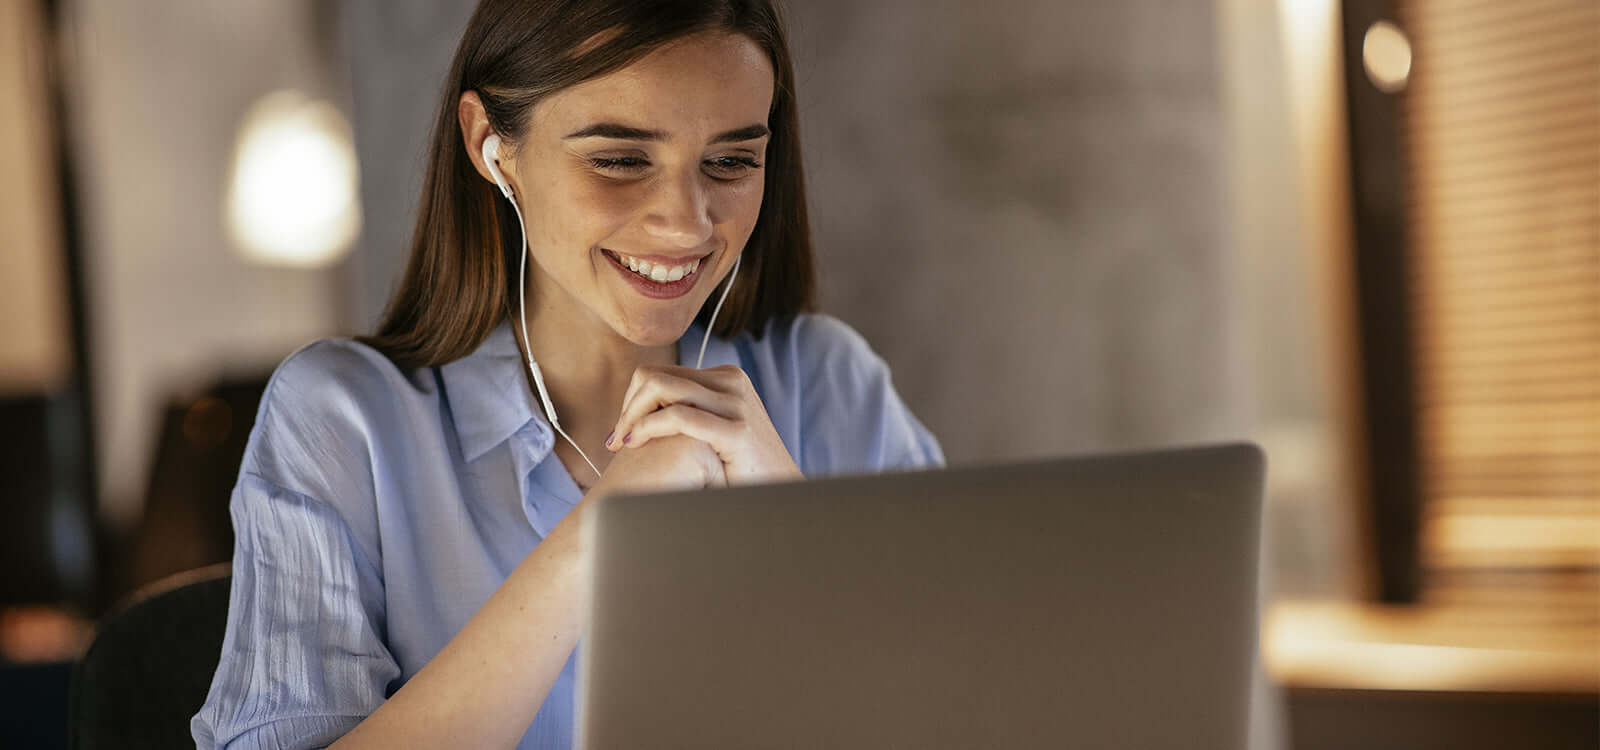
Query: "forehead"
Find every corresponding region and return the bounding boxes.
[533,31,775,137]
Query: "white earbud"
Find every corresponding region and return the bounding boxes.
[482,134,513,199]
[486,129,743,484]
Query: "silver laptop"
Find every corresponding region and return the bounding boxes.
[578,442,1264,749]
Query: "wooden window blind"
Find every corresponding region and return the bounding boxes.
[1396,0,1598,621]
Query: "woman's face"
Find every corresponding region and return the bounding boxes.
[506,31,775,347]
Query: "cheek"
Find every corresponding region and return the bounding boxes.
[573,181,639,224]
[528,177,634,251]
[714,177,766,232]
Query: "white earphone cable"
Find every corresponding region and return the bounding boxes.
[696,255,738,369]
[511,193,603,479]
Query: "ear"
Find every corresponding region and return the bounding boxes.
[459,91,513,190]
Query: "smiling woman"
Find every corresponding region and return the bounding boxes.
[190,2,943,749]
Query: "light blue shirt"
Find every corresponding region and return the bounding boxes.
[192,313,944,749]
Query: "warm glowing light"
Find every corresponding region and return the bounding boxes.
[1362,21,1412,93]
[225,90,361,268]
[1265,601,1600,693]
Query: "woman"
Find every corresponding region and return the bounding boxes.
[194,1,942,747]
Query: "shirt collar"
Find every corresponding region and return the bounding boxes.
[439,318,743,464]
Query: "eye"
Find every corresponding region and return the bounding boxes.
[704,155,762,180]
[590,156,650,174]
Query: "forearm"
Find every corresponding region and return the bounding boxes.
[329,493,599,749]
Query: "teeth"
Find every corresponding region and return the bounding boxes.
[613,252,701,283]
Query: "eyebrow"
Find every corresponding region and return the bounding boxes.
[563,122,770,144]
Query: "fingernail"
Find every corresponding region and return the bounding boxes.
[622,432,632,444]
[605,431,615,446]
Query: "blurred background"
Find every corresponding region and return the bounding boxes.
[1,0,1595,747]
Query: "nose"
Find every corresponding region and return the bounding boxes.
[641,170,714,249]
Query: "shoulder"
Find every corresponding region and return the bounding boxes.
[736,313,944,475]
[264,337,424,407]
[747,312,888,379]
[733,312,892,411]
[243,337,433,504]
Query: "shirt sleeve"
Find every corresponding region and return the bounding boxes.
[191,474,400,749]
[787,315,946,476]
[192,342,402,749]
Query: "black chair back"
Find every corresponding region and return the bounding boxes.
[69,565,231,750]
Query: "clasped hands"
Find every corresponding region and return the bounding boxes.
[600,364,802,489]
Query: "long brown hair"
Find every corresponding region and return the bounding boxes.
[360,0,816,370]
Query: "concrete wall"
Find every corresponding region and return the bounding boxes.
[787,0,1248,465]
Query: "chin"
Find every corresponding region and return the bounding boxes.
[610,306,701,348]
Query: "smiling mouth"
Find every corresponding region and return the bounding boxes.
[603,249,706,284]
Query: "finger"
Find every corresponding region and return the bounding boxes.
[609,371,738,450]
[616,366,652,424]
[613,370,712,445]
[610,367,680,447]
[612,364,701,427]
[705,364,754,395]
[655,364,752,396]
[618,404,740,455]
[641,364,751,395]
